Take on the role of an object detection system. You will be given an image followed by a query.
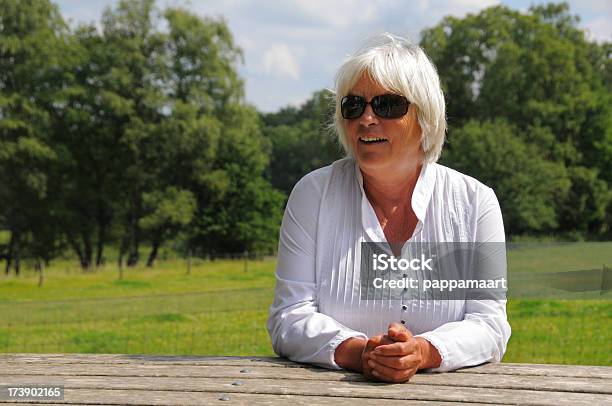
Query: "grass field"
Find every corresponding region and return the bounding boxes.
[0,242,610,365]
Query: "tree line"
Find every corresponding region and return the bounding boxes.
[1,1,610,274]
[262,3,611,239]
[1,0,284,273]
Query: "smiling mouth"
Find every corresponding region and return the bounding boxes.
[359,136,388,144]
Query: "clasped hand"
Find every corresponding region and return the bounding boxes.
[361,323,428,383]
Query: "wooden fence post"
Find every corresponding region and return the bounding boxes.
[187,249,192,275]
[38,260,44,287]
[118,256,124,281]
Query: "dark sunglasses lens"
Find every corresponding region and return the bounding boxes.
[341,96,365,119]
[373,94,409,118]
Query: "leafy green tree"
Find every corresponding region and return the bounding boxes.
[557,166,612,235]
[442,120,570,234]
[48,22,134,269]
[0,0,66,273]
[0,0,287,270]
[139,186,197,267]
[136,98,221,266]
[158,7,284,258]
[421,2,611,237]
[163,7,244,111]
[189,104,285,256]
[262,89,343,195]
[98,0,167,267]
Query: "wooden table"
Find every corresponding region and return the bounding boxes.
[0,354,610,405]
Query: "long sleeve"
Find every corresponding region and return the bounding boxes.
[415,186,512,372]
[267,171,368,370]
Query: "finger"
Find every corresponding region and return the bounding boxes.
[387,322,405,335]
[389,326,412,339]
[391,329,412,342]
[363,334,388,362]
[370,353,420,370]
[387,323,413,341]
[365,334,384,349]
[369,359,415,383]
[380,335,395,345]
[372,340,418,356]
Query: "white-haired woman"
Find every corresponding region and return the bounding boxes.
[267,33,511,383]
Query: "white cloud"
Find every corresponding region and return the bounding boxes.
[449,0,499,9]
[428,0,501,22]
[585,0,612,12]
[262,44,301,80]
[57,0,112,28]
[292,0,378,28]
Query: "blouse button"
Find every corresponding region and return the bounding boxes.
[400,320,406,324]
[402,305,407,310]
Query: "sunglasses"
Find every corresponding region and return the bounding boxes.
[341,94,410,120]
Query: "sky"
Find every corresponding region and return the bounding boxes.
[55,0,611,112]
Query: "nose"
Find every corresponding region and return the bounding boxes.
[359,102,379,127]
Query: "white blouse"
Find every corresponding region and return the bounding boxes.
[267,157,511,372]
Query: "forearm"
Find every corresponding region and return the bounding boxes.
[416,337,442,370]
[334,337,367,372]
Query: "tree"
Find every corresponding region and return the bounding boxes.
[0,0,66,273]
[262,89,343,195]
[97,2,281,263]
[153,7,284,259]
[139,186,196,267]
[442,119,570,234]
[47,22,134,269]
[189,104,285,256]
[98,0,167,267]
[421,2,611,237]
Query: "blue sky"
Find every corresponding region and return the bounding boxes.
[55,0,611,112]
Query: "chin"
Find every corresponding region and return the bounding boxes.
[356,152,393,169]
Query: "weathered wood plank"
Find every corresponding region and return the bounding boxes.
[0,375,610,405]
[454,362,612,379]
[0,363,347,380]
[1,363,609,394]
[0,354,297,367]
[2,354,610,379]
[0,389,490,405]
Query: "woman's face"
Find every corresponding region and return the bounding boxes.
[345,73,423,174]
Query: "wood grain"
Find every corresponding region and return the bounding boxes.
[2,354,610,378]
[0,389,491,405]
[1,354,610,406]
[1,363,610,394]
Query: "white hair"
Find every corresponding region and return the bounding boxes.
[332,32,446,163]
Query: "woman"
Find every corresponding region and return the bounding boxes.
[267,33,510,383]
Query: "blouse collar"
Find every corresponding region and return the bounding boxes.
[354,158,436,242]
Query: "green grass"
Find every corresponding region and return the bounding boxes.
[0,258,276,356]
[0,243,610,365]
[505,300,611,365]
